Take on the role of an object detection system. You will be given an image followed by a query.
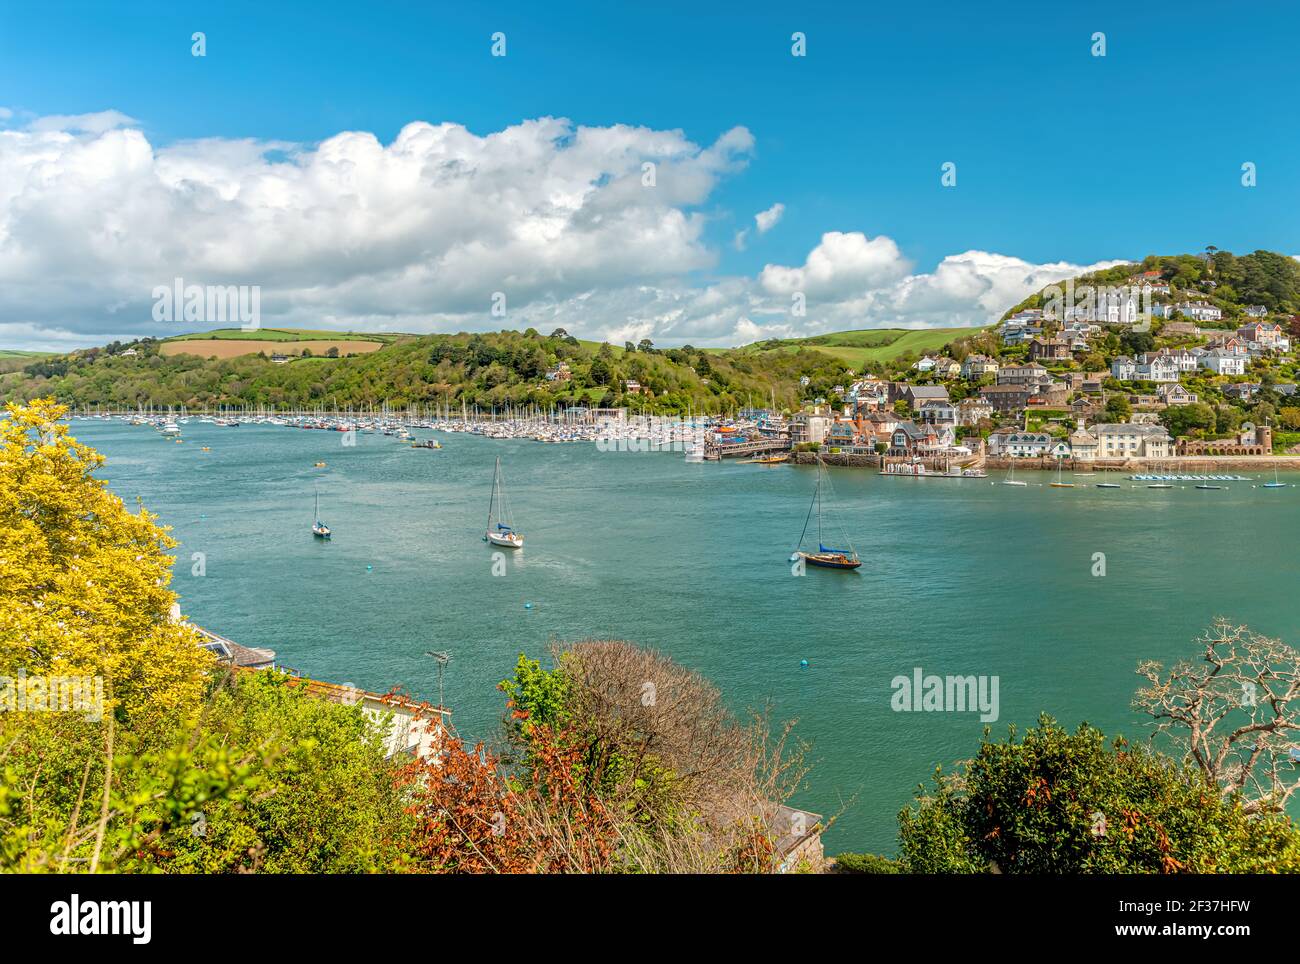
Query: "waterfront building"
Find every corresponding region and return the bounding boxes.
[1092,423,1174,459]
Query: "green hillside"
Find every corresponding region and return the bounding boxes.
[2,329,854,414]
[725,326,986,368]
[0,349,54,359]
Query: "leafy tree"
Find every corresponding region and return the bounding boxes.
[1104,395,1131,422]
[1160,401,1215,438]
[899,715,1300,873]
[0,400,212,727]
[159,672,413,873]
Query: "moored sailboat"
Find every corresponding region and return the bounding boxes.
[1048,459,1074,488]
[790,457,861,570]
[312,490,331,539]
[485,456,524,548]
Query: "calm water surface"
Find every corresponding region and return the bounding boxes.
[74,421,1300,854]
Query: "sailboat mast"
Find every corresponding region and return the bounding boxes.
[816,459,823,547]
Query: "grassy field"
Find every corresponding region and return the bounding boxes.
[0,349,54,359]
[718,326,986,368]
[165,327,407,344]
[160,339,386,360]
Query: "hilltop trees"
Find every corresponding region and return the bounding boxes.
[2,330,844,415]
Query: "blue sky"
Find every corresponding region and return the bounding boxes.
[1,1,1298,348]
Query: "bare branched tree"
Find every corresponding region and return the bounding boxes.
[1134,619,1300,814]
[502,639,818,872]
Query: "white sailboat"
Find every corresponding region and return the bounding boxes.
[312,489,331,539]
[1001,462,1027,486]
[485,456,524,548]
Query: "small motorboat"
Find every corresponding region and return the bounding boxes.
[1095,482,1122,489]
[1195,484,1223,490]
[314,461,327,468]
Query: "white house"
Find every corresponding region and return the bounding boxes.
[1198,350,1247,376]
[1093,423,1174,459]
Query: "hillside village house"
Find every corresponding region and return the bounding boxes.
[997,362,1051,387]
[958,396,994,426]
[825,419,874,451]
[1110,354,1179,383]
[961,354,998,379]
[1223,383,1262,402]
[1028,336,1072,362]
[889,421,941,457]
[1237,321,1291,352]
[1197,350,1247,376]
[1062,289,1141,325]
[917,397,959,426]
[1155,301,1222,322]
[1068,423,1099,461]
[1244,305,1268,318]
[1092,423,1173,460]
[789,412,832,445]
[1157,383,1199,406]
[912,356,938,373]
[1152,348,1200,373]
[979,384,1034,415]
[987,430,1054,458]
[898,384,950,410]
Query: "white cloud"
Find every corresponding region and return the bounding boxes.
[26,109,138,134]
[759,231,912,299]
[0,113,754,348]
[754,202,784,234]
[0,111,1122,353]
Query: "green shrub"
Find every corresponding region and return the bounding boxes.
[833,852,904,874]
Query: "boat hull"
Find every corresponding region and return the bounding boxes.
[486,532,523,548]
[798,551,861,570]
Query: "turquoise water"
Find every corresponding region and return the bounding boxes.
[74,421,1300,855]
